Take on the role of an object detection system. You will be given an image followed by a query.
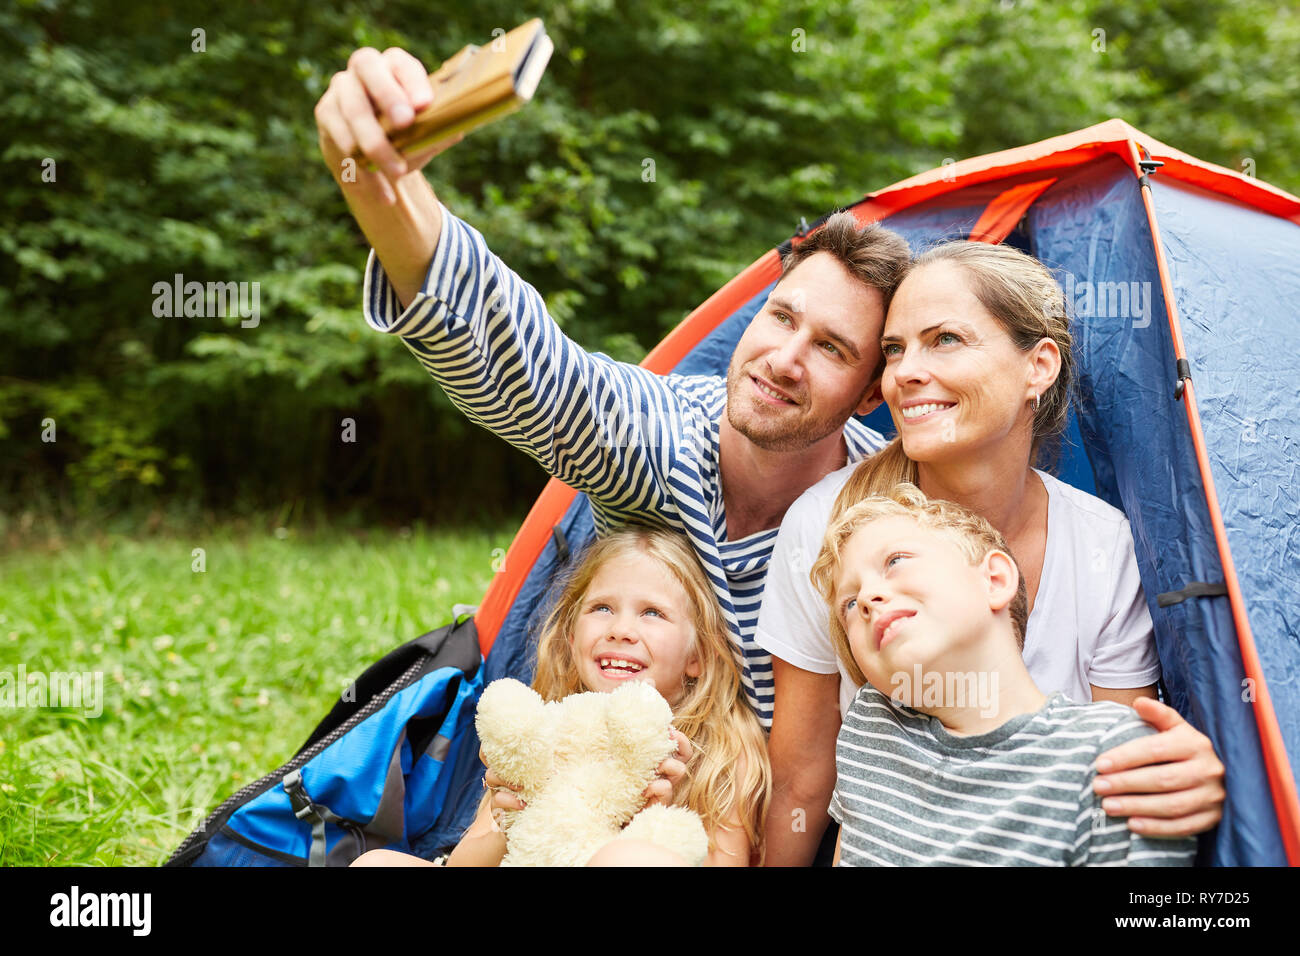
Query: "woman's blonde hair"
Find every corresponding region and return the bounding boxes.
[833,240,1074,524]
[531,524,772,862]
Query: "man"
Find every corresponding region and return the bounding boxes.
[313,44,1224,862]
[316,48,909,726]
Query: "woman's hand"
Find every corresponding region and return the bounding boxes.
[641,729,693,808]
[1095,697,1226,837]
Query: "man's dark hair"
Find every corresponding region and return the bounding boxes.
[779,211,912,310]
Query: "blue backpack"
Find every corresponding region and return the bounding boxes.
[165,613,484,867]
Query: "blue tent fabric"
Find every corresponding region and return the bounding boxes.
[1020,157,1300,864]
[1152,178,1300,762]
[1152,176,1300,863]
[428,152,1298,864]
[1027,159,1256,863]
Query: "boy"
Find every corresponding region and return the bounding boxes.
[808,483,1195,866]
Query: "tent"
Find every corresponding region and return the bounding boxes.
[415,119,1300,866]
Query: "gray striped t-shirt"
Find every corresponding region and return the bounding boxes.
[830,686,1197,866]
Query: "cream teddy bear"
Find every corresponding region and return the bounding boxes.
[474,677,710,866]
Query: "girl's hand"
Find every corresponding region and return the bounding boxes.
[642,729,693,808]
[479,748,526,813]
[1094,697,1225,837]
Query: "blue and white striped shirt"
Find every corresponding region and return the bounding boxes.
[362,205,886,726]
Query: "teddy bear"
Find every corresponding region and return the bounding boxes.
[473,677,710,866]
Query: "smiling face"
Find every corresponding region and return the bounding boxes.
[832,515,1013,699]
[568,550,701,705]
[880,260,1058,464]
[725,252,887,452]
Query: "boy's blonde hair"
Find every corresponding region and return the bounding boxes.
[808,483,1029,687]
[531,524,772,862]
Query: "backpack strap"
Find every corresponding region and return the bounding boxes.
[283,724,413,867]
[283,769,359,867]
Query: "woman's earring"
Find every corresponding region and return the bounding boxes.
[1033,393,1041,411]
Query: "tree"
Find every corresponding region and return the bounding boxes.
[1,0,1293,518]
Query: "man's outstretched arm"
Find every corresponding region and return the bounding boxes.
[314,45,689,501]
[315,46,461,309]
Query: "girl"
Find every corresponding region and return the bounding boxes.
[356,525,771,867]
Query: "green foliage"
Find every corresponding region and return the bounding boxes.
[1094,0,1300,186]
[1,0,1295,515]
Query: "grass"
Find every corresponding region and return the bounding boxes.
[0,519,516,866]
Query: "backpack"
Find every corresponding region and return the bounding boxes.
[164,611,483,867]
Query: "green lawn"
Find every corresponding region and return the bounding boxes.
[0,521,515,866]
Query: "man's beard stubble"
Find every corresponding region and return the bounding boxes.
[724,360,863,454]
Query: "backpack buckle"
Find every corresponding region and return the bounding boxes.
[282,770,317,821]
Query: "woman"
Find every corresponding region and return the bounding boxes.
[755,240,1223,864]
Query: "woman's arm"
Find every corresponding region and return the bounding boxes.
[1090,687,1225,837]
[764,657,841,866]
[1090,683,1157,707]
[1080,716,1198,866]
[753,481,848,865]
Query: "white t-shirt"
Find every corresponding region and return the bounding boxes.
[754,464,1161,716]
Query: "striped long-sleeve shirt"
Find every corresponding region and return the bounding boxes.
[830,686,1197,866]
[362,205,887,726]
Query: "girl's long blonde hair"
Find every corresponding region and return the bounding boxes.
[531,524,772,862]
[832,240,1074,523]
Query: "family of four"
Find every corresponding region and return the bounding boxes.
[317,45,1224,867]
